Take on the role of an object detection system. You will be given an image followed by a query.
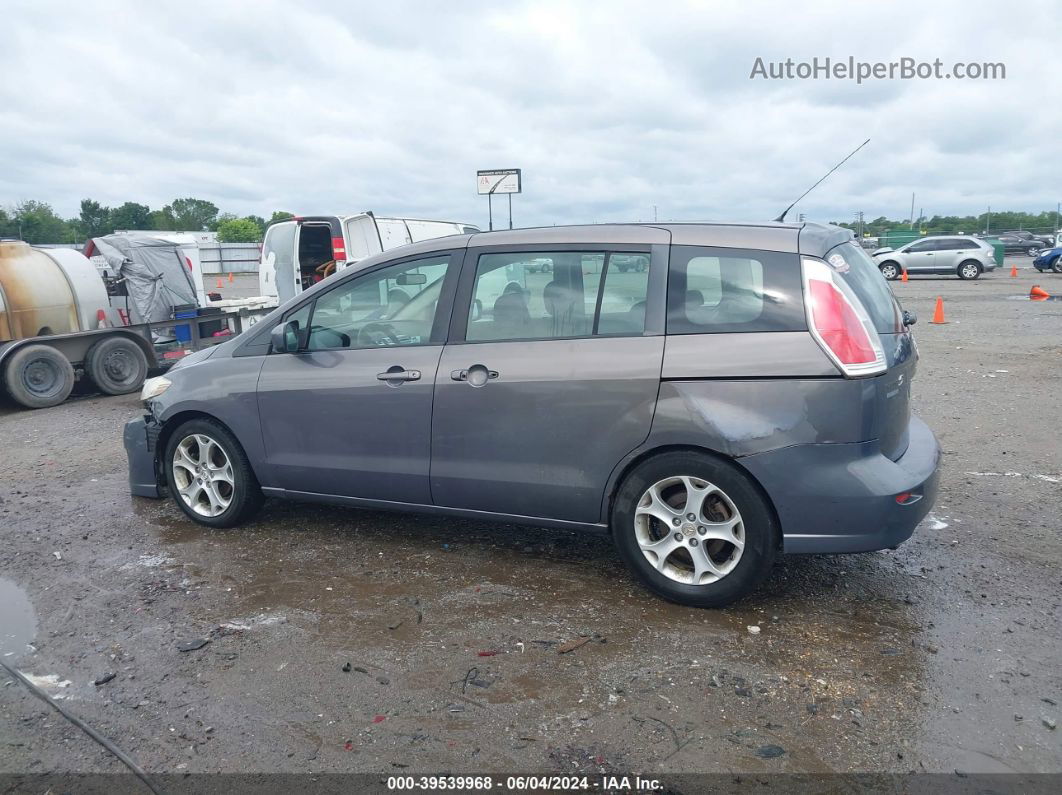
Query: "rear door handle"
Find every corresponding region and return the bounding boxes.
[451,365,499,385]
[377,368,421,382]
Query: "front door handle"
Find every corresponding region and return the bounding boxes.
[377,367,421,384]
[451,364,499,386]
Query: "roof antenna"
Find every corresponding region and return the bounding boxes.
[774,138,870,223]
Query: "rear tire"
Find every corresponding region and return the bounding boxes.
[85,336,149,395]
[3,344,75,409]
[1053,257,1062,274]
[611,451,779,608]
[879,261,901,280]
[957,261,982,280]
[163,418,263,528]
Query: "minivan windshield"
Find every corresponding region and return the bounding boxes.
[825,241,901,334]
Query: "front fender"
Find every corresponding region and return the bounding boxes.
[152,355,268,481]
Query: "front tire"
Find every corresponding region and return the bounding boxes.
[1052,257,1062,274]
[611,451,779,608]
[879,261,901,280]
[957,261,982,280]
[163,418,263,527]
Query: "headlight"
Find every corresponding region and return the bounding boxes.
[140,376,172,401]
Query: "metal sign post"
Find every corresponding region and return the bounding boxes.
[477,169,521,231]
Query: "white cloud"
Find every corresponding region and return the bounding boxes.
[1,0,1059,229]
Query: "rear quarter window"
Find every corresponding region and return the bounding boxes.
[666,246,805,334]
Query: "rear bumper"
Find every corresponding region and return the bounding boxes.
[741,415,941,554]
[124,415,163,498]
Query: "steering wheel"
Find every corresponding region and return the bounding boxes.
[357,322,401,347]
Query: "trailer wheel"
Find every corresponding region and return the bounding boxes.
[86,336,149,396]
[3,344,76,409]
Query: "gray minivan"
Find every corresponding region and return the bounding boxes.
[125,222,941,607]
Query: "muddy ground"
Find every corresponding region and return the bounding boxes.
[1,263,1059,780]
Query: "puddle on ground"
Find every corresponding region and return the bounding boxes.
[0,578,37,658]
[1006,293,1062,301]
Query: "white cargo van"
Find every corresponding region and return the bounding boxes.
[259,212,478,304]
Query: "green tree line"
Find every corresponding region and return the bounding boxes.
[0,198,295,244]
[832,210,1062,238]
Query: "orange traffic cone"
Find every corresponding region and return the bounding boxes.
[929,296,947,324]
[901,269,908,283]
[228,271,235,283]
[1010,264,1018,277]
[216,278,223,289]
[1030,285,1051,300]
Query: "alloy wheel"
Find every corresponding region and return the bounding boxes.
[634,475,745,585]
[172,434,235,517]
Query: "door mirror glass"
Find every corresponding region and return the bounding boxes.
[271,320,301,353]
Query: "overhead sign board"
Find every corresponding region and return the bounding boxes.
[477,169,522,195]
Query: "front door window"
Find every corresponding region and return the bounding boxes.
[305,255,451,350]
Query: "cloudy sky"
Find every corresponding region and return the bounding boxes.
[2,0,1059,229]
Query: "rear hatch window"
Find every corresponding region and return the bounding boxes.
[825,242,902,334]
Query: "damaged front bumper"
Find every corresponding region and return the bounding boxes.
[123,415,163,498]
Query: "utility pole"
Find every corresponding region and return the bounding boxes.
[652,205,658,222]
[1055,201,1059,235]
[986,205,991,234]
[909,193,916,229]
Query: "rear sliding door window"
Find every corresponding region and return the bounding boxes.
[466,251,650,342]
[666,246,805,334]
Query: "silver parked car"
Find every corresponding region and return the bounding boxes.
[125,222,941,607]
[872,236,996,280]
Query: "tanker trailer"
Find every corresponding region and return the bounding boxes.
[0,239,155,409]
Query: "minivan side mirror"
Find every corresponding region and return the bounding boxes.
[270,320,301,353]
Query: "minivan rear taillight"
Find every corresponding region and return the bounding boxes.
[802,258,886,377]
[331,237,346,261]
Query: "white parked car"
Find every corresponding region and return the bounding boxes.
[259,212,478,303]
[872,236,997,280]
